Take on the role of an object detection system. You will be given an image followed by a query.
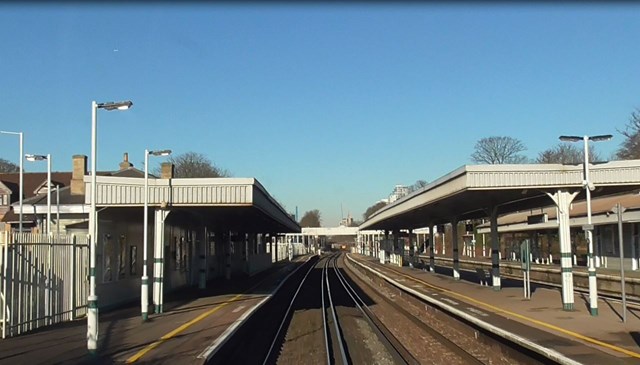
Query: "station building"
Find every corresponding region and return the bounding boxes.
[0,152,299,337]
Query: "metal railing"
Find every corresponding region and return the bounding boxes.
[0,232,89,338]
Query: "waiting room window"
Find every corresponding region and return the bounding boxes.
[103,233,114,283]
[130,245,137,275]
[119,234,127,279]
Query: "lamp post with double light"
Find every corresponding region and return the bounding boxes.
[25,154,51,234]
[88,100,132,353]
[559,134,612,316]
[141,149,171,321]
[0,131,23,234]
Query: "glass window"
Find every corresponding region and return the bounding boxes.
[119,234,127,279]
[130,246,137,275]
[102,233,113,283]
[209,232,216,256]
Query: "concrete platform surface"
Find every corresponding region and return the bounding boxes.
[0,258,306,365]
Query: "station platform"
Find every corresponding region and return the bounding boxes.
[349,253,640,365]
[0,257,308,365]
[422,252,640,280]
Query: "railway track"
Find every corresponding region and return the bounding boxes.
[209,252,537,364]
[321,253,417,365]
[342,256,487,365]
[264,253,416,364]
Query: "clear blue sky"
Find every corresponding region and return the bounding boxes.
[1,4,639,226]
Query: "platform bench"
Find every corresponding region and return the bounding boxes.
[476,268,491,286]
[417,258,432,271]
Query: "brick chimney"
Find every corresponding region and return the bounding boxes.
[161,162,174,179]
[71,155,87,195]
[119,152,133,170]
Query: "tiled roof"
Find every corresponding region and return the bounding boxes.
[0,172,72,203]
[1,210,37,223]
[111,167,146,178]
[21,185,85,206]
[0,166,148,204]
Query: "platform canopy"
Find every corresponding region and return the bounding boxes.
[84,176,300,233]
[360,160,640,231]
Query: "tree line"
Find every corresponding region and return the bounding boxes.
[471,108,640,164]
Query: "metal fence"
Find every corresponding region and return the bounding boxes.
[0,232,89,338]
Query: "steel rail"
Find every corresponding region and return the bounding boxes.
[321,256,331,365]
[333,254,414,365]
[344,256,485,365]
[324,254,348,365]
[262,258,320,365]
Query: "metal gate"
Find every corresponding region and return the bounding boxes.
[0,232,89,338]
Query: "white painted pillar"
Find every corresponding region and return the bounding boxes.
[462,236,467,257]
[152,209,169,314]
[548,190,579,311]
[358,233,369,254]
[429,223,435,272]
[362,234,366,255]
[381,230,387,261]
[490,207,501,290]
[632,223,638,271]
[452,220,460,280]
[269,235,274,262]
[547,231,553,265]
[595,227,601,268]
[408,229,414,267]
[471,237,476,258]
[369,233,373,256]
[482,233,486,257]
[273,234,278,263]
[442,231,446,256]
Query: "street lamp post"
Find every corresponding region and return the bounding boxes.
[24,154,51,234]
[559,134,612,316]
[88,100,132,353]
[1,131,23,235]
[55,184,60,239]
[141,149,171,321]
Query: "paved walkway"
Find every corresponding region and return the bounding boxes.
[351,253,640,365]
[0,258,306,365]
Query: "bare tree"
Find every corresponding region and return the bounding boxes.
[471,136,528,164]
[616,108,640,160]
[300,209,322,227]
[158,151,229,178]
[363,201,387,221]
[348,219,362,227]
[0,158,19,173]
[537,143,600,164]
[408,179,428,193]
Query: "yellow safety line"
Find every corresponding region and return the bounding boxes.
[125,294,244,363]
[125,257,313,363]
[377,260,640,359]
